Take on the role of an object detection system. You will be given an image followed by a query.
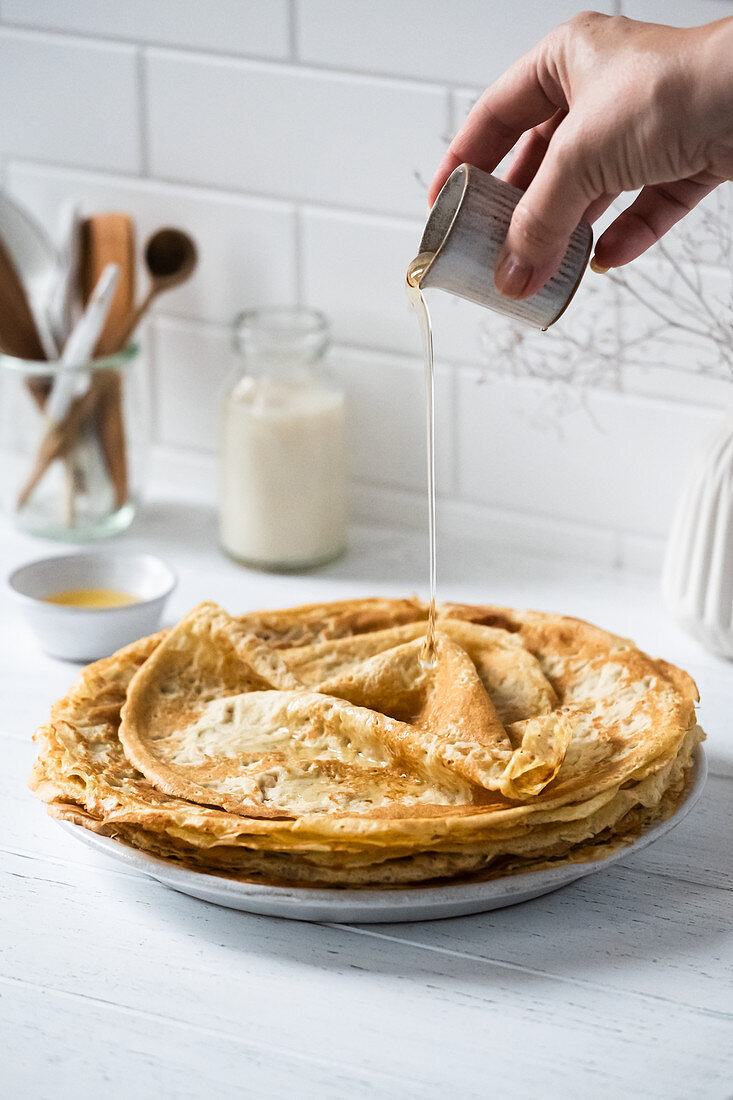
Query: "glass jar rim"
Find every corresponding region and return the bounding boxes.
[0,343,140,377]
[234,307,329,340]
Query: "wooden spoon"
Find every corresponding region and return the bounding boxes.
[113,227,197,349]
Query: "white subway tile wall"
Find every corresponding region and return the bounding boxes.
[302,206,492,365]
[145,52,447,216]
[151,317,234,451]
[302,208,422,355]
[0,0,730,568]
[296,1,614,85]
[618,258,733,408]
[0,29,140,172]
[455,374,718,537]
[622,0,732,24]
[332,347,455,495]
[2,0,291,58]
[6,164,298,324]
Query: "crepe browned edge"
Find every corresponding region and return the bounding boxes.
[44,730,699,888]
[444,602,699,700]
[31,597,703,882]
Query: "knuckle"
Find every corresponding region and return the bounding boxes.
[569,10,607,30]
[556,10,610,52]
[547,127,584,172]
[547,10,598,48]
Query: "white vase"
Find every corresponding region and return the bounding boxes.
[662,414,733,658]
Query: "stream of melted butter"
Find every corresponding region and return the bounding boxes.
[406,252,438,670]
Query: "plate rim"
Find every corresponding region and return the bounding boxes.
[58,744,707,916]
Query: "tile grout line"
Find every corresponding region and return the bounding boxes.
[136,46,151,177]
[90,300,730,418]
[7,155,733,306]
[0,21,453,94]
[287,0,298,62]
[146,318,164,447]
[293,205,305,308]
[0,22,299,70]
[5,155,428,226]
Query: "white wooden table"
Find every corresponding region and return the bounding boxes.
[2,490,732,1099]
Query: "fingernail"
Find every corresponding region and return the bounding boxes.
[494,251,533,299]
[590,256,609,274]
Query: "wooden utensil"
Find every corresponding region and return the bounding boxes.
[79,214,135,355]
[0,188,62,358]
[79,213,136,509]
[0,236,51,408]
[16,214,136,518]
[0,218,72,518]
[113,227,197,348]
[0,236,47,360]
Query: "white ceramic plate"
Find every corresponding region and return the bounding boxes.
[60,746,706,923]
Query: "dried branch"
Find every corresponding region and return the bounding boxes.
[479,186,733,407]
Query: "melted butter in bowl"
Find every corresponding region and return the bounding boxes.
[44,588,140,609]
[8,551,176,661]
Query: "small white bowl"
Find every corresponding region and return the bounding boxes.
[8,551,177,661]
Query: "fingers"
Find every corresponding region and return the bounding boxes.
[593,177,720,268]
[505,115,617,229]
[502,110,565,191]
[428,149,465,207]
[495,121,601,298]
[428,43,564,206]
[504,115,615,226]
[583,192,617,226]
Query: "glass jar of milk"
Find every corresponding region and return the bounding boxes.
[219,308,347,570]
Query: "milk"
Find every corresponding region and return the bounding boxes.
[219,375,347,569]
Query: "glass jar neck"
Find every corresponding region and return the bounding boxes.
[233,307,330,381]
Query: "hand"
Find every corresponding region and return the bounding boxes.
[429,12,733,299]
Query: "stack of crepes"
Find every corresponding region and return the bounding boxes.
[30,598,703,888]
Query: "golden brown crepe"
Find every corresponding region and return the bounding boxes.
[30,597,703,888]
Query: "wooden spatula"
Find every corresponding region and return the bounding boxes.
[79,214,135,355]
[0,236,47,359]
[79,213,136,508]
[0,236,51,407]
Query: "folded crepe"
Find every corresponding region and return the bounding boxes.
[30,597,702,888]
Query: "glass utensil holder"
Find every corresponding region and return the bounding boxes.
[0,345,148,541]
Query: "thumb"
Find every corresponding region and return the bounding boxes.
[495,127,598,299]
